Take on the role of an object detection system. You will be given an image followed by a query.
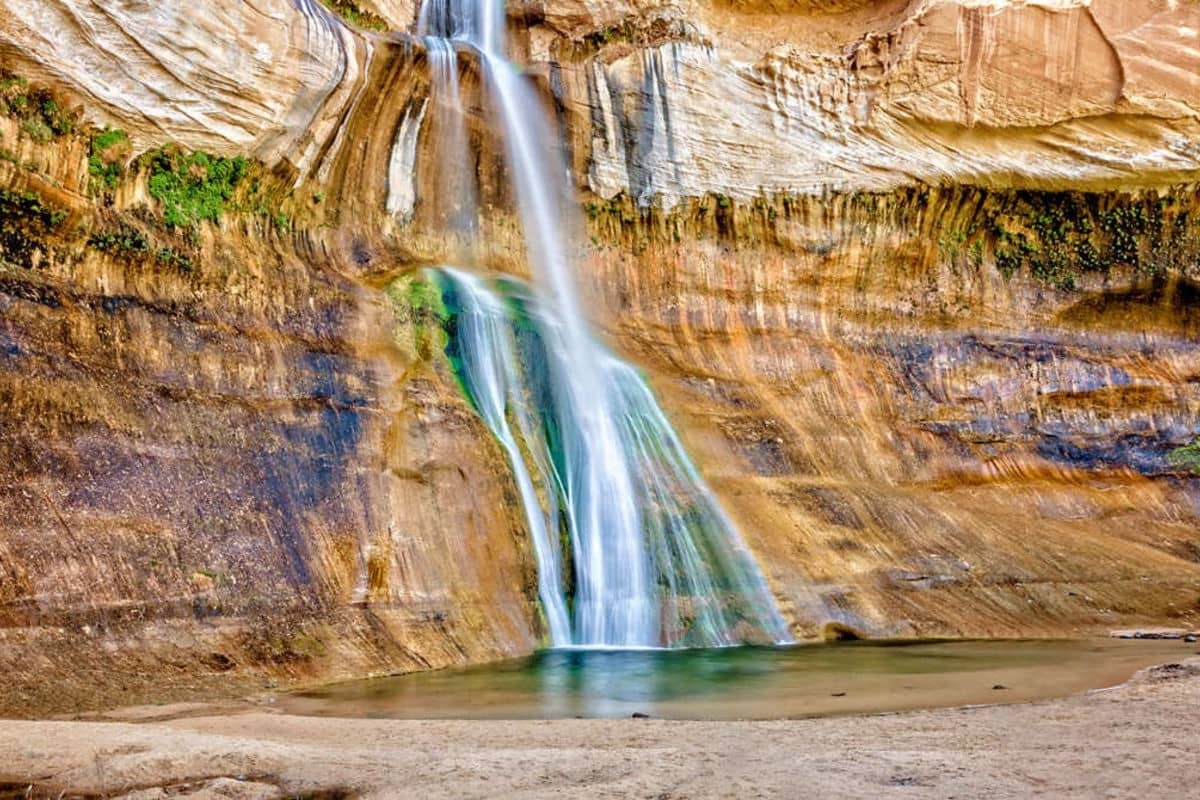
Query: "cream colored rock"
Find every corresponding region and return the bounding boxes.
[2,0,1197,204]
[363,0,418,29]
[535,0,687,38]
[0,0,364,173]
[572,0,1200,206]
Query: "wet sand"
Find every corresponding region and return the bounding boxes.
[1,657,1197,799]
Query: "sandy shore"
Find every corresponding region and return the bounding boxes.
[1,657,1198,799]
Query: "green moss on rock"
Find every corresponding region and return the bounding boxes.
[1169,439,1200,475]
[88,128,131,194]
[387,272,451,362]
[320,0,388,30]
[142,146,248,228]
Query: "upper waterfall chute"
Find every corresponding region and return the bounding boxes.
[417,0,504,53]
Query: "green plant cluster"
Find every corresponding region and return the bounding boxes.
[142,146,248,228]
[153,246,195,274]
[87,222,149,257]
[0,188,67,228]
[586,22,635,47]
[1098,203,1150,267]
[319,0,388,30]
[0,188,67,271]
[584,195,638,224]
[0,71,77,143]
[86,220,194,273]
[88,127,131,193]
[388,273,450,360]
[1169,438,1200,474]
[750,196,778,221]
[983,191,1193,290]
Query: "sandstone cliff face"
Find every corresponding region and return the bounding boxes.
[582,188,1200,638]
[0,0,1199,715]
[0,118,541,715]
[8,1,1197,198]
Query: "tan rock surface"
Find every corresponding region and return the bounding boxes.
[581,188,1200,638]
[0,122,540,717]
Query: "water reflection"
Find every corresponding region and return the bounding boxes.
[278,640,1186,721]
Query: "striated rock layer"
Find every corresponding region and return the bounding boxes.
[582,188,1200,638]
[0,0,1198,714]
[0,121,541,715]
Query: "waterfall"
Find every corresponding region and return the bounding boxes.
[420,35,477,236]
[414,0,793,648]
[439,267,573,645]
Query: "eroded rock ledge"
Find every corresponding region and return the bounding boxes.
[3,0,1198,206]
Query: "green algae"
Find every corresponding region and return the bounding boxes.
[320,0,388,31]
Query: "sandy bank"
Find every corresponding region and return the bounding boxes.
[1,658,1198,799]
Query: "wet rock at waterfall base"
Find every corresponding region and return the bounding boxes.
[1111,629,1196,641]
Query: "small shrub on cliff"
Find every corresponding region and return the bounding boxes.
[0,72,78,141]
[88,127,131,193]
[319,0,388,30]
[143,146,248,228]
[87,222,150,257]
[1169,439,1200,475]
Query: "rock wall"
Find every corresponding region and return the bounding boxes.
[580,188,1200,638]
[0,116,540,716]
[0,0,1199,715]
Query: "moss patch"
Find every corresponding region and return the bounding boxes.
[0,71,78,143]
[88,127,131,194]
[387,272,450,361]
[142,146,248,229]
[1169,439,1200,475]
[320,0,388,31]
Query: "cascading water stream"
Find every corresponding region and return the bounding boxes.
[413,0,793,648]
[422,38,476,236]
[440,267,573,645]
